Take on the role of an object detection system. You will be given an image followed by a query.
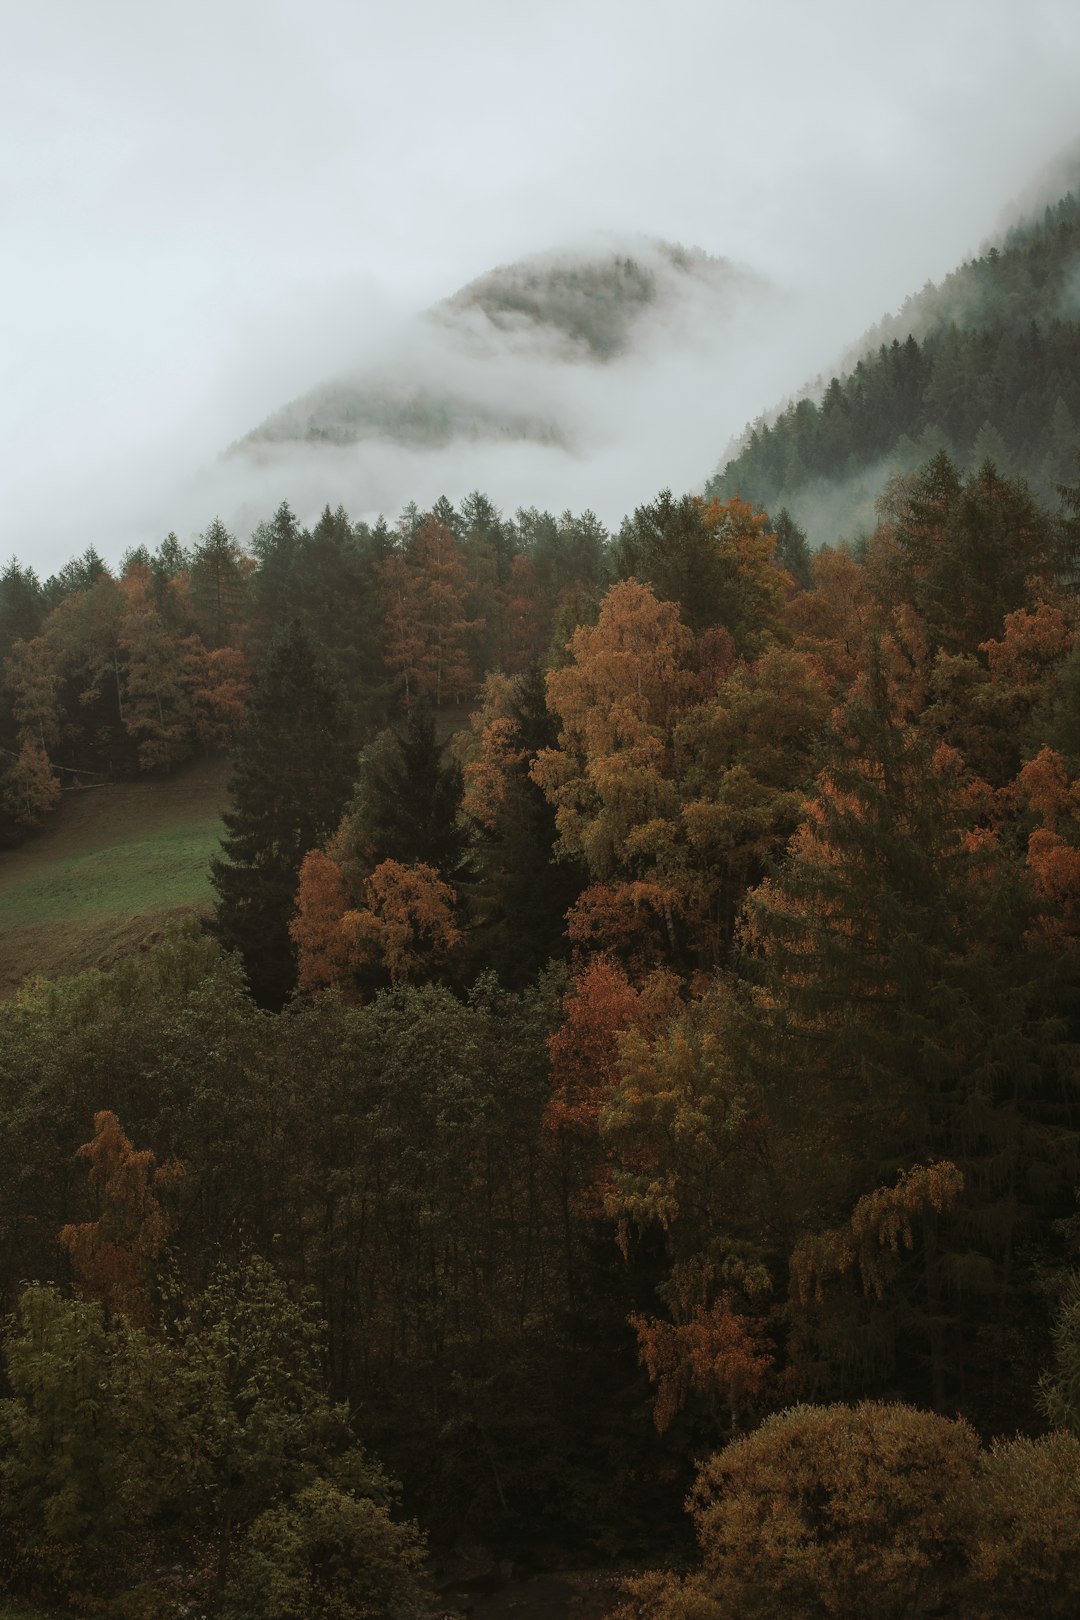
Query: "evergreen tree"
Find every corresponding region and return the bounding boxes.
[872,453,1064,654]
[211,625,357,1007]
[614,489,728,631]
[772,507,813,589]
[0,557,44,659]
[347,701,466,878]
[249,501,302,634]
[43,546,110,611]
[190,519,249,648]
[465,661,585,984]
[744,664,1077,1410]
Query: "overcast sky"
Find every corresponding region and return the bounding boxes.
[3,0,1080,574]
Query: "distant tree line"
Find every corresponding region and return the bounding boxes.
[710,190,1080,530]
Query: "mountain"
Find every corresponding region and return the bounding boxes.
[237,238,762,456]
[707,182,1080,544]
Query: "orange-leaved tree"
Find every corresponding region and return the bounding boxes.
[59,1111,183,1326]
[380,518,477,707]
[531,578,696,881]
[341,858,462,984]
[292,851,461,990]
[601,992,778,1439]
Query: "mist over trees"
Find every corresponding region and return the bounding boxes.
[3,178,1080,1617]
[711,190,1080,543]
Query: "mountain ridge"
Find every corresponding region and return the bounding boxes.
[236,235,761,458]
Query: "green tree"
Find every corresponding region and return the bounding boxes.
[0,558,44,660]
[212,625,357,1006]
[346,701,466,879]
[744,665,1077,1408]
[871,453,1067,654]
[190,517,250,648]
[461,661,585,983]
[614,489,730,633]
[227,1477,432,1620]
[771,508,812,589]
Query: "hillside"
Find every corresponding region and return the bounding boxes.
[237,237,761,455]
[0,756,227,997]
[707,186,1080,542]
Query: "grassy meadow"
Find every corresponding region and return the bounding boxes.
[0,756,229,997]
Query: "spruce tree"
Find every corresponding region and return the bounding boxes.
[745,661,1077,1410]
[466,660,585,984]
[211,625,356,1007]
[772,508,813,590]
[348,701,466,878]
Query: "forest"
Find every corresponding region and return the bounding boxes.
[1,436,1080,1616]
[709,190,1080,540]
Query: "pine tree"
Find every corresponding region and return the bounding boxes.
[211,625,357,1007]
[0,557,44,660]
[772,508,813,590]
[745,662,1077,1409]
[189,518,250,648]
[463,661,585,984]
[348,701,466,878]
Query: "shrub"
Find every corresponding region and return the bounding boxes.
[964,1430,1080,1618]
[225,1477,432,1620]
[686,1402,980,1618]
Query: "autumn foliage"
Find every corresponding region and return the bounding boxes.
[293,850,461,989]
[631,1297,774,1434]
[59,1111,183,1326]
[545,956,680,1138]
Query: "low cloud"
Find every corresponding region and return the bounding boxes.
[157,237,841,550]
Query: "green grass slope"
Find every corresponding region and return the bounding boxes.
[0,756,228,997]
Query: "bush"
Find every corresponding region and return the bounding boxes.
[687,1402,981,1618]
[225,1477,432,1620]
[964,1430,1080,1618]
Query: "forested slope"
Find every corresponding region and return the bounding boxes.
[4,182,1080,1620]
[708,188,1080,541]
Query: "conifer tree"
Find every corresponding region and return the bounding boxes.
[211,625,356,1007]
[744,660,1077,1407]
[190,518,250,649]
[772,507,813,590]
[462,661,585,982]
[348,701,466,878]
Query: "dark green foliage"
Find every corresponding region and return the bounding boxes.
[227,1477,432,1620]
[212,625,357,1006]
[711,192,1080,538]
[772,507,812,589]
[0,559,44,661]
[870,451,1068,653]
[249,499,304,630]
[746,667,1078,1410]
[250,501,392,735]
[189,517,250,647]
[42,545,110,611]
[516,504,611,611]
[151,530,192,610]
[348,701,466,878]
[0,1262,431,1615]
[615,489,729,632]
[0,938,679,1569]
[464,662,584,985]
